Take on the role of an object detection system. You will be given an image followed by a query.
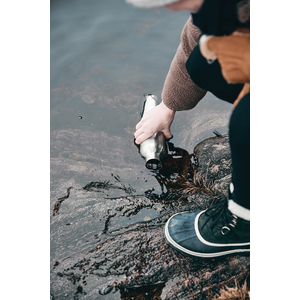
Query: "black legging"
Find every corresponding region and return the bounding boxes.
[229,93,250,209]
[186,45,250,209]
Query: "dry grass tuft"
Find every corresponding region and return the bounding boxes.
[213,281,250,300]
[178,169,215,200]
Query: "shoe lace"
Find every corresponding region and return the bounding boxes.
[202,198,237,235]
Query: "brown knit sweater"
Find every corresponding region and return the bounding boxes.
[161,16,207,111]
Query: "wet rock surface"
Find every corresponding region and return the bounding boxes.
[50,133,249,299]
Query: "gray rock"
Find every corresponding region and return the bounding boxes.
[50,134,249,299]
[193,135,232,194]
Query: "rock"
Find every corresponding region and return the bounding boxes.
[193,135,232,194]
[50,134,249,299]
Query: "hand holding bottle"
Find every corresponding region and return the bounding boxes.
[134,101,175,145]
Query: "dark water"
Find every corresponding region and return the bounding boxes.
[50,0,233,298]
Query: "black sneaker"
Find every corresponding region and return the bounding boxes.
[164,198,250,258]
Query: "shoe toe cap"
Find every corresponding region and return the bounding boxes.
[165,211,204,254]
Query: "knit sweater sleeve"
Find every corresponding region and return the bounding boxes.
[161,16,207,111]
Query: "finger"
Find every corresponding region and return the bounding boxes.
[206,36,224,54]
[221,66,247,84]
[134,127,144,139]
[135,121,143,130]
[162,129,173,139]
[135,132,151,145]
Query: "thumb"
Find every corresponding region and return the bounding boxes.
[206,36,225,54]
[162,128,173,139]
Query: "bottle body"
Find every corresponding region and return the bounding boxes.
[139,94,168,170]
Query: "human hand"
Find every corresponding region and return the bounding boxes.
[201,30,250,84]
[165,0,205,14]
[134,101,175,145]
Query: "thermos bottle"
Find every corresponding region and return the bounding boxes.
[138,94,168,170]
